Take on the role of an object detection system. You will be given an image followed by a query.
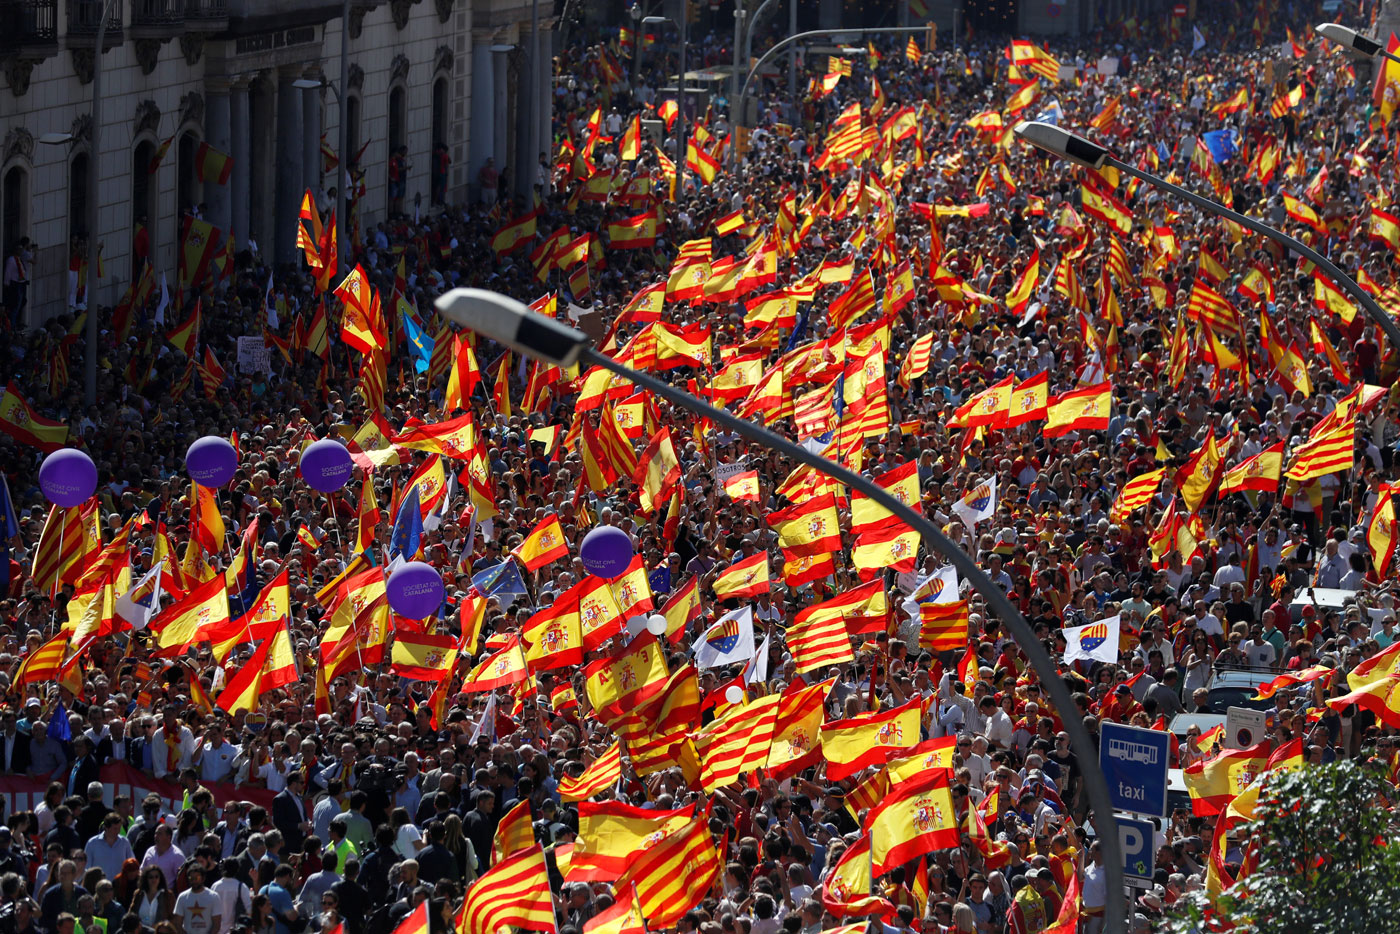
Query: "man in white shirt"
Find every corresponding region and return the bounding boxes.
[978,697,1013,751]
[195,724,240,784]
[210,859,250,934]
[172,864,221,934]
[151,710,198,780]
[1241,623,1278,671]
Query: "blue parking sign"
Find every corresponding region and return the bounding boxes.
[1118,815,1157,885]
[1099,721,1169,817]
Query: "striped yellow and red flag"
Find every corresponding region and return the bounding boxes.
[559,740,623,802]
[897,333,935,389]
[456,845,556,934]
[918,600,969,652]
[692,693,781,791]
[1285,419,1356,482]
[583,883,644,934]
[1110,468,1165,522]
[31,502,98,592]
[612,811,722,927]
[786,600,856,674]
[492,799,536,864]
[15,631,69,685]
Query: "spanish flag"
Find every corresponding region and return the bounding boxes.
[1006,250,1039,315]
[633,427,682,516]
[766,678,831,775]
[490,209,539,255]
[864,766,959,874]
[821,835,895,918]
[584,631,670,721]
[849,460,918,536]
[1044,382,1111,437]
[714,209,746,236]
[214,623,297,715]
[820,695,923,781]
[608,209,660,249]
[523,593,584,672]
[1218,443,1283,495]
[660,578,701,644]
[194,142,232,184]
[152,573,230,654]
[511,514,569,571]
[460,635,529,692]
[1007,371,1049,426]
[722,470,760,501]
[456,846,556,934]
[712,552,770,601]
[851,523,920,577]
[767,493,842,557]
[1183,740,1271,815]
[0,382,69,453]
[571,800,697,880]
[390,631,458,682]
[1327,672,1400,729]
[1370,482,1398,578]
[583,883,645,934]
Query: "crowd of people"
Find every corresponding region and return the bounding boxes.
[0,0,1396,932]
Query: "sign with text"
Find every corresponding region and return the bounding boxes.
[1099,721,1169,817]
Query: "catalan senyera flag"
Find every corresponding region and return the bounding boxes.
[461,636,529,692]
[559,740,622,802]
[612,812,721,927]
[767,492,842,558]
[390,631,458,682]
[1285,420,1356,482]
[1044,382,1111,437]
[456,845,556,934]
[722,470,760,501]
[512,514,569,571]
[583,883,644,934]
[1110,468,1164,522]
[712,552,769,601]
[15,632,69,685]
[786,598,856,674]
[1218,442,1284,495]
[919,599,969,652]
[799,579,889,639]
[492,799,536,864]
[865,766,959,875]
[30,502,96,592]
[820,695,923,781]
[1183,740,1272,815]
[0,382,69,452]
[692,693,781,791]
[570,800,696,880]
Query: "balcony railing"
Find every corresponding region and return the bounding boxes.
[66,0,123,35]
[0,0,59,51]
[130,0,180,26]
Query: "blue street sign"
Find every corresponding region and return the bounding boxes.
[1099,721,1170,817]
[1118,815,1157,885]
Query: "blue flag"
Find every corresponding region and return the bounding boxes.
[648,565,672,596]
[401,310,434,374]
[470,560,529,601]
[390,486,423,560]
[1201,129,1238,165]
[48,702,71,742]
[0,474,17,592]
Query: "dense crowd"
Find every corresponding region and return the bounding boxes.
[1,0,1398,932]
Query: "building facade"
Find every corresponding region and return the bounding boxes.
[0,0,552,324]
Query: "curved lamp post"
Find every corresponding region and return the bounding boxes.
[435,287,1128,934]
[1012,121,1400,351]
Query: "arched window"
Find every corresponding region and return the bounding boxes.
[1,164,28,265]
[345,94,362,171]
[389,85,406,153]
[432,77,447,150]
[69,152,89,240]
[132,140,158,269]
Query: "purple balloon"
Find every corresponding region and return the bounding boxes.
[186,436,238,487]
[300,438,354,493]
[387,561,445,620]
[579,526,635,579]
[38,449,97,507]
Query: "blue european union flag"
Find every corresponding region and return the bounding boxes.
[390,486,423,560]
[402,311,434,374]
[48,703,71,742]
[1201,129,1238,165]
[648,565,672,596]
[470,560,528,601]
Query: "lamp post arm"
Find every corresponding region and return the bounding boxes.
[1110,157,1400,350]
[577,344,1126,934]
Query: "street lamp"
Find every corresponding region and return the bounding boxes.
[1013,121,1400,351]
[433,287,1129,934]
[642,13,685,179]
[292,74,347,266]
[1316,22,1388,58]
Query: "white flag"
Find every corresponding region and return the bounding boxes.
[470,691,497,744]
[1192,26,1206,53]
[153,273,169,327]
[951,477,997,530]
[1062,616,1121,665]
[744,635,771,686]
[694,605,756,670]
[115,564,163,631]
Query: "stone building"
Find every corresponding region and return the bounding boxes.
[0,0,553,324]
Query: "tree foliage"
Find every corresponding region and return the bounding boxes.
[1163,760,1400,934]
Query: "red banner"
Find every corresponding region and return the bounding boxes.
[0,762,277,818]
